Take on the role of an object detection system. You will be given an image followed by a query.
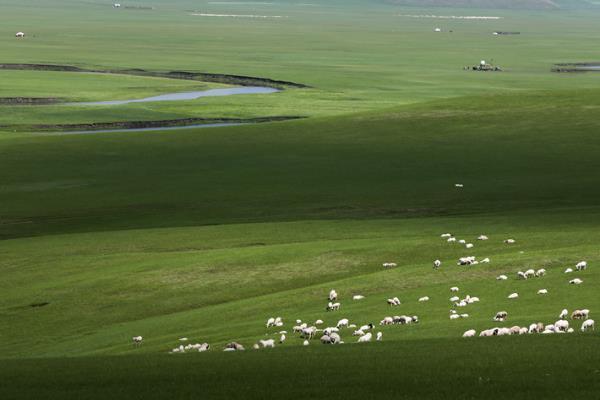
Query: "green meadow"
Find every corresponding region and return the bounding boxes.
[1,0,600,398]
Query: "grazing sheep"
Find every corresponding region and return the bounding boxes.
[353,295,365,300]
[463,329,476,337]
[479,329,494,337]
[279,334,286,344]
[387,297,401,306]
[266,317,275,327]
[450,314,460,320]
[303,340,310,346]
[383,262,398,268]
[504,239,516,244]
[329,290,338,302]
[293,323,307,333]
[327,302,341,311]
[348,323,357,329]
[353,329,366,336]
[329,332,341,344]
[357,332,372,343]
[576,261,587,271]
[480,258,490,263]
[224,342,245,351]
[441,233,452,238]
[418,296,430,302]
[380,317,394,325]
[467,296,480,303]
[460,314,469,318]
[555,320,569,332]
[450,296,460,302]
[450,287,460,292]
[496,274,508,281]
[517,271,527,280]
[320,334,332,344]
[447,237,457,243]
[494,311,508,322]
[323,327,339,336]
[510,326,521,335]
[132,336,143,346]
[581,319,595,332]
[274,317,283,327]
[508,293,519,299]
[559,309,568,319]
[315,319,324,325]
[478,235,489,241]
[519,327,528,335]
[569,278,583,285]
[535,269,547,277]
[537,289,548,295]
[455,300,468,307]
[433,259,442,269]
[455,183,464,188]
[465,243,474,249]
[337,318,349,328]
[359,323,375,331]
[376,332,383,341]
[301,327,317,339]
[528,323,540,333]
[524,269,536,279]
[259,339,275,348]
[564,268,574,274]
[458,239,466,245]
[581,309,590,319]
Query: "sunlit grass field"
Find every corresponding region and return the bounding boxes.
[1,0,600,398]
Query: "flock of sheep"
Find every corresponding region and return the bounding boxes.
[131,231,594,353]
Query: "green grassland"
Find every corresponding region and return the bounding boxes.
[1,0,600,398]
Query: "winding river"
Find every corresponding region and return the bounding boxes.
[71,86,279,106]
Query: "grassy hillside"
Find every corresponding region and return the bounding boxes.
[1,1,600,398]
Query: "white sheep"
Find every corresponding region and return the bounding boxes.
[465,243,474,249]
[458,239,466,245]
[450,296,460,302]
[517,271,527,280]
[524,269,536,278]
[441,233,452,238]
[569,278,583,285]
[382,262,397,268]
[353,329,366,336]
[418,296,430,302]
[359,323,374,331]
[535,268,546,277]
[259,339,275,348]
[504,239,516,244]
[303,340,310,346]
[450,287,460,292]
[463,329,476,337]
[508,293,519,299]
[353,295,365,300]
[387,297,401,306]
[357,332,372,343]
[581,319,595,332]
[447,237,457,243]
[537,289,548,295]
[329,290,338,301]
[576,261,587,271]
[337,318,349,328]
[266,317,275,327]
[327,302,341,311]
[477,235,489,241]
[380,317,394,325]
[455,183,464,188]
[480,258,490,263]
[494,311,508,321]
[132,336,143,346]
[315,319,324,325]
[555,320,569,332]
[496,274,508,281]
[279,334,286,344]
[433,259,442,269]
[564,267,573,274]
[450,314,460,320]
[376,332,383,341]
[559,309,568,319]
